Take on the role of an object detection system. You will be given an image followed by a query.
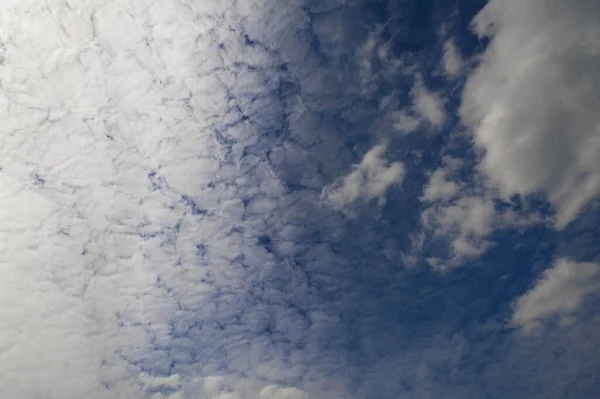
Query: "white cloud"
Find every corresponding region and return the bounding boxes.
[460,0,600,228]
[409,157,503,268]
[259,385,308,399]
[512,258,600,334]
[410,159,551,268]
[393,76,446,134]
[322,144,405,212]
[422,168,461,202]
[412,76,446,128]
[392,110,421,134]
[421,195,496,267]
[179,376,308,399]
[142,374,186,399]
[0,0,321,397]
[441,39,462,77]
[140,373,183,390]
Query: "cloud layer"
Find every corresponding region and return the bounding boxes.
[1,0,599,398]
[0,0,317,396]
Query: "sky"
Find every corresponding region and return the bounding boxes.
[0,0,599,398]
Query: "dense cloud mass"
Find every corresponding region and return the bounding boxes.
[461,0,600,228]
[0,0,599,398]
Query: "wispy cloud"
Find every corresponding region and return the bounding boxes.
[322,144,405,213]
[512,258,600,334]
[441,39,463,78]
[393,75,447,134]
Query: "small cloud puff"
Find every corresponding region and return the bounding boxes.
[422,194,497,267]
[322,144,405,212]
[441,39,462,78]
[421,168,461,202]
[393,76,446,134]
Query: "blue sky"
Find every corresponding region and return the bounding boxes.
[0,0,599,398]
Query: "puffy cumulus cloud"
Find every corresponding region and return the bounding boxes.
[322,144,405,212]
[393,75,446,134]
[460,0,600,229]
[512,258,600,334]
[441,38,462,78]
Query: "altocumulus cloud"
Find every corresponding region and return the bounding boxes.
[0,0,323,397]
[0,0,415,397]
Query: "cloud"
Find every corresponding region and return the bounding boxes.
[137,375,309,399]
[0,0,324,397]
[412,76,447,128]
[421,168,461,202]
[441,39,462,77]
[392,111,422,134]
[259,385,308,399]
[0,0,433,397]
[512,258,600,334]
[393,75,446,134]
[421,194,497,267]
[140,374,183,390]
[402,155,500,268]
[410,155,552,269]
[322,144,405,212]
[460,0,600,228]
[2,0,598,398]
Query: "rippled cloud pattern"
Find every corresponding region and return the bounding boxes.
[1,0,599,398]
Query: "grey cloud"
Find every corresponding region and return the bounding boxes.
[512,258,600,334]
[421,168,461,202]
[392,76,447,134]
[441,39,462,77]
[461,0,600,229]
